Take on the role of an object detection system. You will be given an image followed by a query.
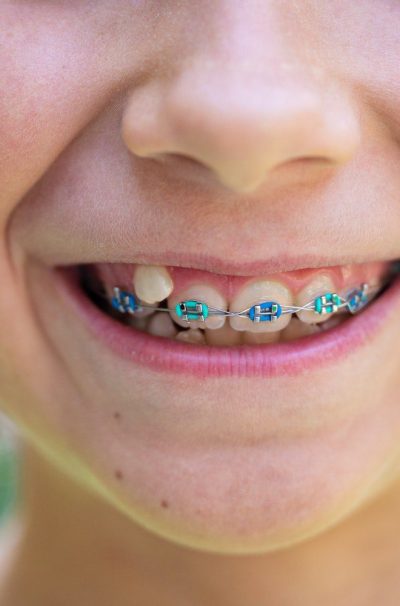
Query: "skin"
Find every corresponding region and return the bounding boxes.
[0,0,400,604]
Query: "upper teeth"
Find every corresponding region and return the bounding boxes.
[120,264,378,333]
[133,264,174,304]
[229,280,293,333]
[167,283,228,329]
[295,274,337,324]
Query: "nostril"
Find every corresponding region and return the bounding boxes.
[274,155,335,173]
[149,151,219,185]
[154,151,208,170]
[286,156,332,165]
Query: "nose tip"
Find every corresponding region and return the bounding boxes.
[122,66,361,194]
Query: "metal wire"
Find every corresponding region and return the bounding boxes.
[103,280,390,320]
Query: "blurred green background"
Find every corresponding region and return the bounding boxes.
[0,414,20,527]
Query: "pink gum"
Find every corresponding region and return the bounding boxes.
[94,261,391,300]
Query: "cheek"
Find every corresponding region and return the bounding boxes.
[0,3,135,229]
[311,3,400,147]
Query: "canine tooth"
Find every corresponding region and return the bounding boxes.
[175,328,206,344]
[147,312,179,338]
[295,274,338,324]
[133,265,174,304]
[168,284,227,329]
[205,324,243,346]
[281,317,321,341]
[229,280,293,332]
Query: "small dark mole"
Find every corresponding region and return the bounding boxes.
[115,469,124,480]
[113,411,121,420]
[161,499,169,509]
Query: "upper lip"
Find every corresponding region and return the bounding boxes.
[115,251,399,277]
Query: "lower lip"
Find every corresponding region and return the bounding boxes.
[54,266,400,379]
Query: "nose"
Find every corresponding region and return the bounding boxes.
[121,18,360,194]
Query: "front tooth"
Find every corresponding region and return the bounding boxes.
[229,280,293,332]
[133,265,174,304]
[168,284,227,330]
[175,329,206,345]
[295,274,338,324]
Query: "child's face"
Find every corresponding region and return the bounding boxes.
[1,1,400,553]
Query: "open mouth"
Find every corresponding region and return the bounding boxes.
[75,259,400,348]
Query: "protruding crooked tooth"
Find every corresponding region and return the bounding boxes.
[229,280,293,332]
[175,328,206,345]
[147,312,179,338]
[295,274,338,324]
[133,265,174,304]
[168,284,227,329]
[281,317,321,342]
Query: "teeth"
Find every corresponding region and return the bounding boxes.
[134,305,158,318]
[280,317,321,341]
[205,324,243,346]
[127,315,150,331]
[318,314,346,332]
[175,328,206,345]
[229,280,293,332]
[168,284,228,329]
[108,285,156,318]
[295,274,338,324]
[147,312,179,338]
[106,266,358,345]
[133,265,174,304]
[242,330,281,344]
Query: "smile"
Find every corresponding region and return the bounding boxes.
[80,259,397,342]
[50,257,400,378]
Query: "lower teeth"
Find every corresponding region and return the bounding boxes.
[176,328,206,345]
[119,306,349,346]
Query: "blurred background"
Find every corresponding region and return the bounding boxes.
[0,413,20,530]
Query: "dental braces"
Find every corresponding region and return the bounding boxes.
[110,281,383,324]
